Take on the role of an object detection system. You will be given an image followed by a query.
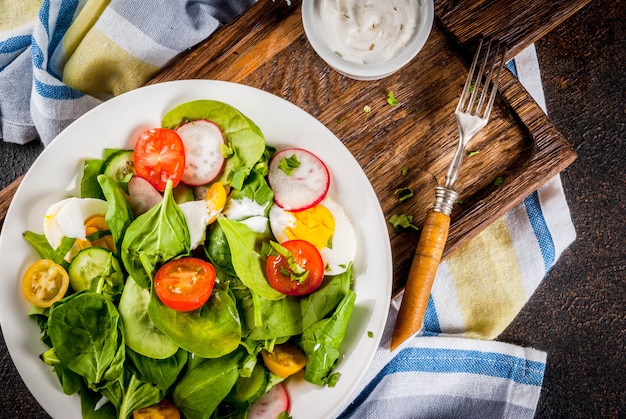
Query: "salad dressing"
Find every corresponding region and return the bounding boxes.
[316,0,419,64]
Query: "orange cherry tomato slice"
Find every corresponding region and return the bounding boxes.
[266,239,324,296]
[133,399,180,419]
[154,258,216,312]
[21,259,69,308]
[261,342,307,378]
[134,128,185,192]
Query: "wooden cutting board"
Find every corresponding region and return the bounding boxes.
[0,0,588,295]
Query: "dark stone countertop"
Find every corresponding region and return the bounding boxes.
[1,0,624,417]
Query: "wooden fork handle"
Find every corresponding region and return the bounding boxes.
[391,210,450,351]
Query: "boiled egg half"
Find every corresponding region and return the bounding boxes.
[269,196,356,275]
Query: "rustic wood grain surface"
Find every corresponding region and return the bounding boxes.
[0,0,588,298]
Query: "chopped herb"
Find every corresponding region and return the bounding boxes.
[220,143,234,158]
[387,91,398,106]
[327,372,341,387]
[363,105,371,113]
[494,176,505,186]
[415,107,422,114]
[388,213,420,231]
[394,187,414,202]
[270,241,308,283]
[337,116,345,124]
[367,331,374,338]
[401,166,409,176]
[369,43,375,50]
[467,150,480,157]
[278,154,301,176]
[455,199,464,205]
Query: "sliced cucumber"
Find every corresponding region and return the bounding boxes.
[225,361,269,408]
[68,246,125,299]
[103,149,134,183]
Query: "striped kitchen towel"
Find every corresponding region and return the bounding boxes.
[337,45,575,418]
[0,0,255,146]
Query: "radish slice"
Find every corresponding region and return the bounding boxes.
[176,120,225,186]
[127,176,163,216]
[247,383,290,419]
[268,148,330,211]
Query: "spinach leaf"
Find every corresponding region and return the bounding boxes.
[238,269,352,340]
[97,174,134,254]
[217,217,283,301]
[81,158,105,199]
[148,280,241,358]
[118,276,179,359]
[79,381,117,419]
[173,348,245,419]
[23,232,75,268]
[41,348,82,395]
[301,290,356,386]
[113,373,164,419]
[161,100,266,190]
[47,291,124,391]
[126,347,187,391]
[121,180,190,289]
[204,223,236,276]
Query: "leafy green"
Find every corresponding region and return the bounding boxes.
[148,281,242,358]
[162,100,266,190]
[121,180,190,289]
[23,232,75,268]
[126,347,187,391]
[47,291,124,391]
[301,290,356,386]
[173,349,245,419]
[118,276,179,359]
[97,174,134,254]
[217,217,283,300]
[81,159,105,199]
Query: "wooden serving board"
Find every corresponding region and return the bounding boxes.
[1,0,587,296]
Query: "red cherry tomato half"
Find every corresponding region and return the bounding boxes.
[134,128,186,192]
[154,258,216,312]
[266,240,325,296]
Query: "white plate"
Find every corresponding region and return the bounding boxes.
[0,80,392,419]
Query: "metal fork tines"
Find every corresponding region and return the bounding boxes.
[443,38,508,193]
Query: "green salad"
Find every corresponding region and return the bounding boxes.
[20,100,357,419]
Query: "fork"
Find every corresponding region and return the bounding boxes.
[391,38,508,351]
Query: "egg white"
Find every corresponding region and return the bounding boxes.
[269,196,356,275]
[43,197,108,250]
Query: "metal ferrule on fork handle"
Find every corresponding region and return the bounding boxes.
[432,186,459,216]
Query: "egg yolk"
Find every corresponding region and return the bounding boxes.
[285,204,335,250]
[75,215,115,253]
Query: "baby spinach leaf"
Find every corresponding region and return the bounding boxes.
[81,158,105,199]
[173,348,245,419]
[48,291,124,391]
[161,100,266,190]
[148,281,242,358]
[121,180,190,289]
[97,174,134,254]
[23,232,75,269]
[217,217,283,301]
[126,347,187,391]
[118,276,179,359]
[301,290,356,386]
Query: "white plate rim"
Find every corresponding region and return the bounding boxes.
[0,79,392,419]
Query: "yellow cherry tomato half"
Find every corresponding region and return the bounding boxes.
[261,342,307,378]
[133,399,180,419]
[21,259,69,308]
[204,181,227,224]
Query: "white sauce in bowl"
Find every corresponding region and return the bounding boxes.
[316,0,419,65]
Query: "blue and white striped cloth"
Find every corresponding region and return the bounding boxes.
[1,2,575,418]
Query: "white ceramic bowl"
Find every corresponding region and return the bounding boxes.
[301,0,434,80]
